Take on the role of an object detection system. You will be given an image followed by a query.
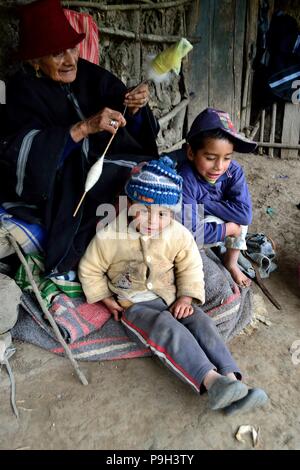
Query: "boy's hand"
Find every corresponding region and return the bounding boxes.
[170,296,194,319]
[101,296,124,321]
[225,222,242,238]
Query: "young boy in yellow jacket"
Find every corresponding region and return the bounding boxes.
[79,156,267,415]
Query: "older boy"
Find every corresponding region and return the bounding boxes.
[180,108,257,287]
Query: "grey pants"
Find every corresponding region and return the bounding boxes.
[122,298,241,393]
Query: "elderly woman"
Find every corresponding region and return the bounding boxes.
[0,0,158,276]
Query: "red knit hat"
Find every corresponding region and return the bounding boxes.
[17,0,85,60]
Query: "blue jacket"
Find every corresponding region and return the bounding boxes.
[179,160,252,244]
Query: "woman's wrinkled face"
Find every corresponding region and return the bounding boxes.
[34,47,79,83]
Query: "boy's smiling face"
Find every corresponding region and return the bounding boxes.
[187,137,234,183]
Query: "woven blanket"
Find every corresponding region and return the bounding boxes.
[15,254,83,308]
[12,294,151,361]
[0,206,46,257]
[11,249,253,361]
[200,249,253,342]
[49,294,111,344]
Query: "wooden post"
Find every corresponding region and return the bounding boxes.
[281,103,300,159]
[269,102,277,158]
[241,0,259,130]
[0,79,5,104]
[259,109,265,155]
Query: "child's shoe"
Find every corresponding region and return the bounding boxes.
[208,376,248,410]
[223,387,268,416]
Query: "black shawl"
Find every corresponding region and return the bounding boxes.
[0,59,159,274]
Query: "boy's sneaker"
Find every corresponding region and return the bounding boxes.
[207,376,248,410]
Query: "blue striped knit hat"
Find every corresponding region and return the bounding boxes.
[125,156,182,209]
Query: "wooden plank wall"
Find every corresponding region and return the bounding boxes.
[281,103,300,159]
[187,0,247,129]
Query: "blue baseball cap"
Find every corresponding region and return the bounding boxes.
[187,108,257,153]
[125,155,182,210]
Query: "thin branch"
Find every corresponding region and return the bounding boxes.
[248,121,260,140]
[99,26,200,44]
[158,98,189,126]
[256,142,300,150]
[160,138,186,153]
[62,1,193,12]
[7,234,88,386]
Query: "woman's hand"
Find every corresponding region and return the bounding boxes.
[170,296,194,320]
[101,296,124,321]
[124,83,149,116]
[70,107,126,142]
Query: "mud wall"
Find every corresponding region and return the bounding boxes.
[0,1,249,147]
[0,0,195,152]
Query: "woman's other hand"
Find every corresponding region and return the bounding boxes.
[70,107,126,142]
[124,83,149,116]
[101,296,124,321]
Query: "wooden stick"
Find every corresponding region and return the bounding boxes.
[73,191,87,218]
[140,0,155,4]
[241,61,251,130]
[158,99,189,126]
[62,1,193,12]
[160,138,186,153]
[246,110,262,139]
[269,102,277,158]
[249,121,260,140]
[259,109,265,155]
[256,142,300,150]
[98,26,200,44]
[102,133,115,158]
[244,252,281,310]
[6,234,89,386]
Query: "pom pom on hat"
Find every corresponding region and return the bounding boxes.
[125,155,182,209]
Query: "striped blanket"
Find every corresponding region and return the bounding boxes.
[64,9,99,65]
[49,294,111,344]
[15,254,82,308]
[11,249,253,361]
[13,294,151,361]
[0,206,46,257]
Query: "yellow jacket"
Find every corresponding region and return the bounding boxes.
[79,212,205,306]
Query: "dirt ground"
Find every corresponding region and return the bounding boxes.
[0,153,300,451]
